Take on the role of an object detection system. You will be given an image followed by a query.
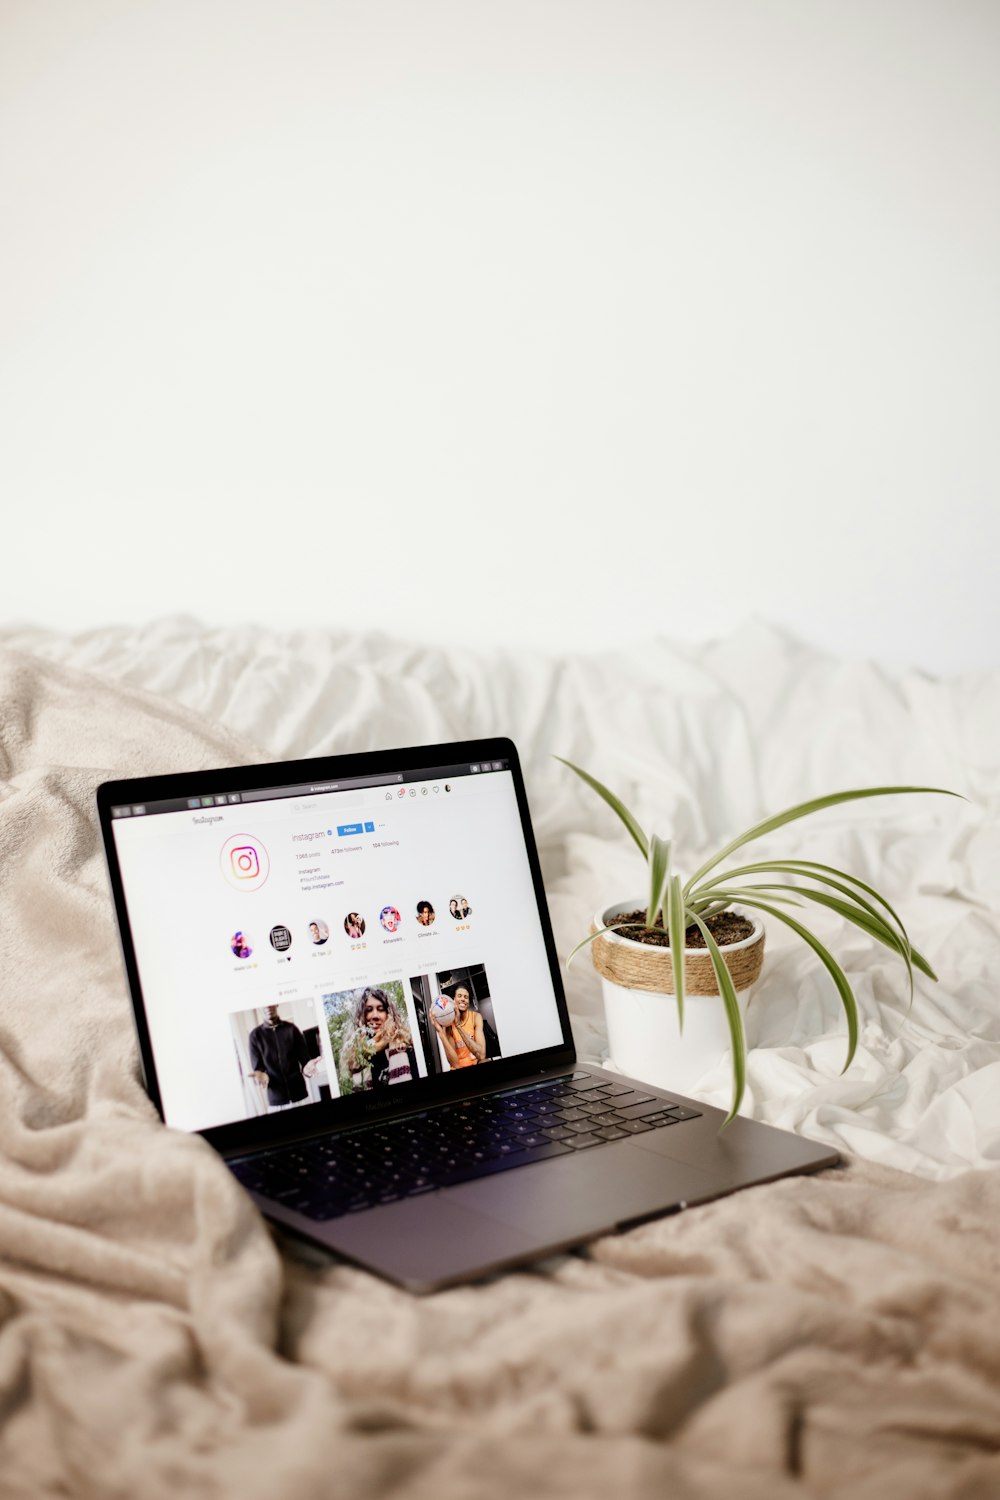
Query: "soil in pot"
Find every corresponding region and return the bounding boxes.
[609,909,754,949]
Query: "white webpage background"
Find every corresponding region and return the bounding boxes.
[111,771,563,1131]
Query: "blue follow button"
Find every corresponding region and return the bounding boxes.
[336,822,375,837]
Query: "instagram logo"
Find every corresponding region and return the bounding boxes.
[230,845,259,879]
[220,834,269,891]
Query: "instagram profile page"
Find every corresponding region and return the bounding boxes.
[112,772,564,1132]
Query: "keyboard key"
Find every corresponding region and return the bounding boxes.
[618,1100,674,1121]
[439,1141,572,1184]
[541,1125,576,1142]
[665,1105,702,1121]
[567,1120,598,1134]
[592,1111,626,1128]
[564,1132,602,1149]
[612,1092,657,1110]
[260,1170,302,1194]
[252,1179,292,1200]
[283,1194,340,1218]
[565,1077,607,1093]
[594,1126,628,1141]
[229,1161,268,1188]
[619,1119,653,1134]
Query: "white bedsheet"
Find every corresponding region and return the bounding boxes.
[3,615,997,1179]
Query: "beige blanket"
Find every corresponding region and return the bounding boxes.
[2,650,999,1499]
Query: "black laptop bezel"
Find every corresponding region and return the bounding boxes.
[97,736,576,1155]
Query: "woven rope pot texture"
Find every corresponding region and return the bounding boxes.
[592,900,765,1094]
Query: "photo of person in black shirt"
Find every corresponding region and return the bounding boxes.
[231,1001,327,1117]
[248,1005,317,1106]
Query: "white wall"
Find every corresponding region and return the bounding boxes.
[2,0,998,673]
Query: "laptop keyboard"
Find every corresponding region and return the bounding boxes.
[228,1072,701,1222]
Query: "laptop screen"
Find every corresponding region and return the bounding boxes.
[108,757,566,1132]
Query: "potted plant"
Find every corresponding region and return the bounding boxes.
[559,758,957,1124]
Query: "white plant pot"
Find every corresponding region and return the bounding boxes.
[594,899,764,1095]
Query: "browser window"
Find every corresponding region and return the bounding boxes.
[110,765,564,1131]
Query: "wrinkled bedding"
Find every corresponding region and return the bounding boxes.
[1,619,998,1497]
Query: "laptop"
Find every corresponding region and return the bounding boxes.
[97,736,838,1293]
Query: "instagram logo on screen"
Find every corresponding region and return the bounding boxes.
[231,846,259,879]
[220,834,270,891]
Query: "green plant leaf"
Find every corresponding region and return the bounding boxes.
[723,882,931,1003]
[686,909,747,1127]
[666,873,686,1032]
[683,786,961,897]
[647,834,672,930]
[554,757,649,859]
[700,871,937,993]
[717,895,860,1075]
[693,859,916,968]
[694,885,805,910]
[710,876,920,983]
[688,899,731,919]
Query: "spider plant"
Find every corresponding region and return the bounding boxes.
[558,757,958,1124]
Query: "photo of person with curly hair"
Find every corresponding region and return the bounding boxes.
[323,982,419,1094]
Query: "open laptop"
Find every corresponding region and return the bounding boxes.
[97,737,838,1292]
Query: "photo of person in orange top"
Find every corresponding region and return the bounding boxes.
[408,966,502,1076]
[431,980,485,1068]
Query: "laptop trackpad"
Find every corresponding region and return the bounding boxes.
[453,1140,716,1239]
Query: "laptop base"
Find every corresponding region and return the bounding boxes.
[243,1065,839,1292]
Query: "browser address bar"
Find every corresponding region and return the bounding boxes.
[308,774,404,792]
[240,773,403,803]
